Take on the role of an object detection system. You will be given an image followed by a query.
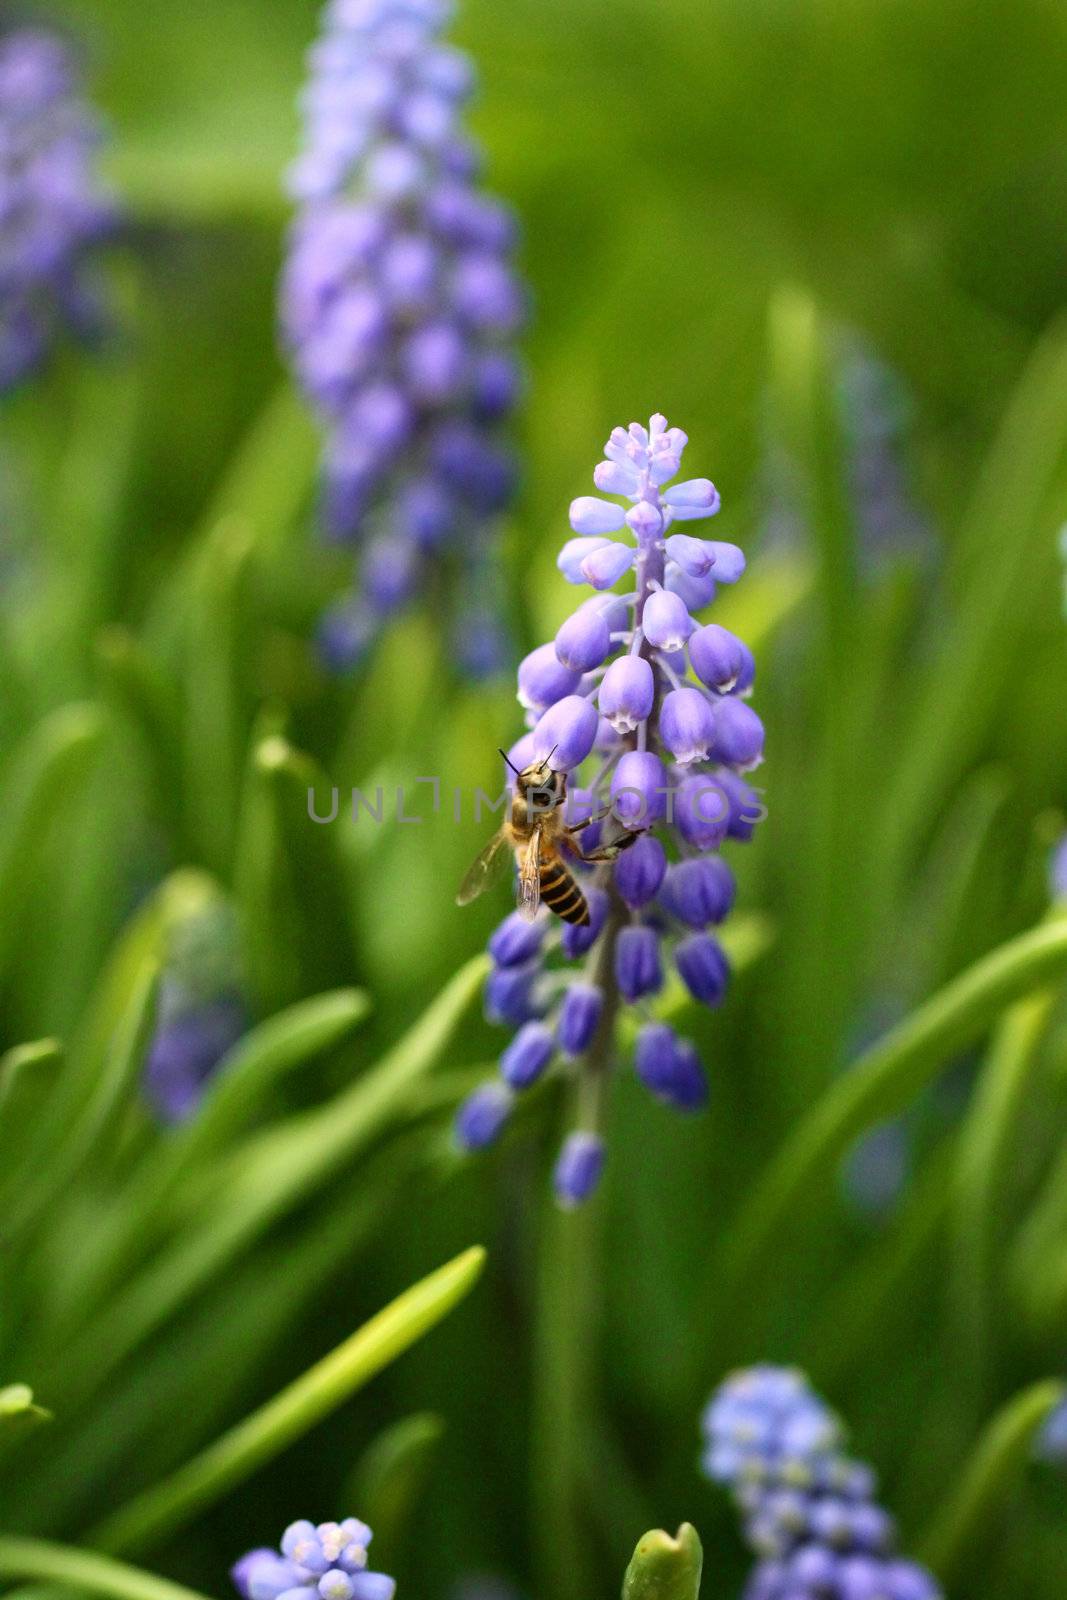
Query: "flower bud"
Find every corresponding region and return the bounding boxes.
[557,983,603,1056]
[531,694,599,770]
[454,1083,513,1150]
[659,857,735,928]
[555,606,612,671]
[518,642,582,710]
[614,833,667,908]
[659,686,716,765]
[581,541,636,589]
[634,1024,708,1111]
[598,655,654,733]
[674,774,730,850]
[558,535,611,584]
[642,588,694,651]
[554,1131,605,1207]
[664,533,715,576]
[689,623,746,691]
[675,934,729,1007]
[499,1022,555,1089]
[711,697,764,769]
[611,750,668,829]
[615,925,663,1001]
[488,912,546,967]
[569,496,627,535]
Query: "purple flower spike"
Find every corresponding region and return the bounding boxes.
[615,925,663,1001]
[642,588,694,651]
[555,606,612,671]
[659,686,716,765]
[531,695,599,771]
[0,30,120,393]
[461,414,763,1204]
[235,1522,394,1600]
[613,833,667,908]
[285,0,526,674]
[554,1131,605,1207]
[599,655,655,733]
[557,982,603,1056]
[703,1365,941,1600]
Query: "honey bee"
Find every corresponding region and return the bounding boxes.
[456,749,636,926]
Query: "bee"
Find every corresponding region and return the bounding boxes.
[456,748,636,926]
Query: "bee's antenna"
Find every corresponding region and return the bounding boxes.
[498,747,521,776]
[538,744,558,771]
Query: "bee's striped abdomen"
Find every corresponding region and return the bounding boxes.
[539,859,590,925]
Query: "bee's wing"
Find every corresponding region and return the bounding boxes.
[456,830,510,906]
[516,825,543,921]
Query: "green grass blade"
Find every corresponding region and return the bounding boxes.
[60,956,489,1390]
[0,1538,212,1600]
[347,1412,445,1565]
[91,1246,486,1555]
[919,1380,1067,1585]
[718,918,1067,1302]
[235,735,360,1015]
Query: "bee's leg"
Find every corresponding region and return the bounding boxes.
[575,830,640,863]
[563,805,613,836]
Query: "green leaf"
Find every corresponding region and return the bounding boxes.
[622,1525,703,1600]
[0,1042,63,1207]
[950,914,1065,1403]
[0,704,104,985]
[919,1379,1067,1585]
[347,1412,445,1563]
[91,1246,486,1555]
[1,954,159,1242]
[95,627,185,847]
[0,1536,212,1600]
[718,918,1067,1305]
[64,956,489,1391]
[234,734,360,1015]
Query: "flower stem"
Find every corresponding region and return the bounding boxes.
[0,1538,212,1600]
[531,888,626,1600]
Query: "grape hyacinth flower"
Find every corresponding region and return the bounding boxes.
[233,1519,395,1600]
[143,901,246,1123]
[283,0,526,675]
[1049,833,1067,903]
[454,415,765,1205]
[0,28,118,392]
[703,1366,942,1600]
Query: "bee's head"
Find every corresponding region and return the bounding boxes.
[518,751,565,812]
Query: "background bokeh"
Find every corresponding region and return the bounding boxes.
[4,1,1067,1598]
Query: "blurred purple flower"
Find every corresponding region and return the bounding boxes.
[282,0,525,675]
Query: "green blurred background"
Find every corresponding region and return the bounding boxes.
[5,1,1067,1597]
